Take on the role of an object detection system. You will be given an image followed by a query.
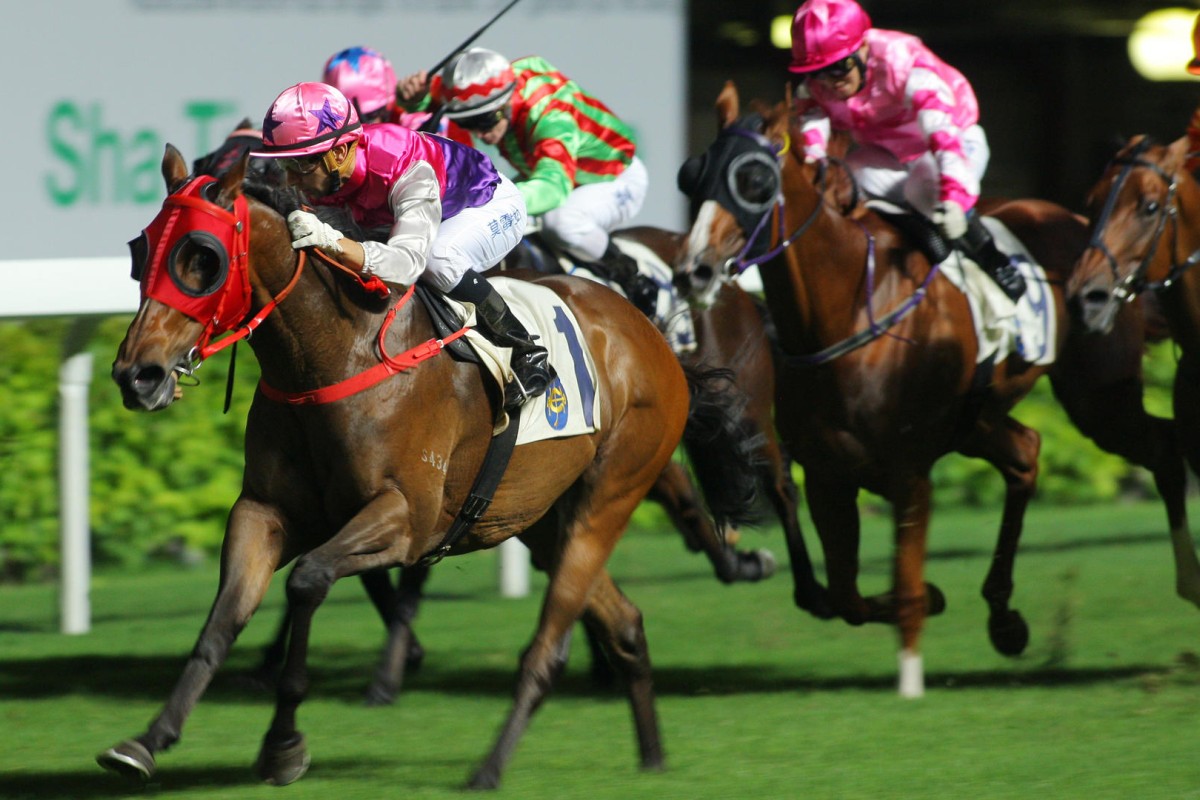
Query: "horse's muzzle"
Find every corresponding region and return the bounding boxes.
[112,361,178,411]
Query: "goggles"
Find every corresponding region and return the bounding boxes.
[806,55,859,82]
[279,153,326,175]
[455,108,506,132]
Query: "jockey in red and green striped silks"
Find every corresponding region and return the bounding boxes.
[405,48,648,264]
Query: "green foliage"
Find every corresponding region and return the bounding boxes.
[0,318,1185,582]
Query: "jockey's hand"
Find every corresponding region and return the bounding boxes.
[397,70,430,103]
[933,201,967,241]
[287,210,344,255]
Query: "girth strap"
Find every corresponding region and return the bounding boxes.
[417,417,521,567]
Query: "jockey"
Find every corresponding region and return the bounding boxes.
[253,82,553,411]
[397,48,658,315]
[788,0,1026,302]
[322,46,474,145]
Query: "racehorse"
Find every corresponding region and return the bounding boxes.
[98,143,760,788]
[1070,134,1200,482]
[187,126,809,707]
[675,82,1191,697]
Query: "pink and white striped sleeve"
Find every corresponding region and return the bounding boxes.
[907,66,979,211]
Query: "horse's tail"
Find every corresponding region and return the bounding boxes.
[680,363,766,530]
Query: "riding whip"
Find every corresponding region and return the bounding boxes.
[417,0,523,133]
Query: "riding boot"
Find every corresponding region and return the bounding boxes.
[956,211,1027,302]
[595,242,659,317]
[448,273,554,412]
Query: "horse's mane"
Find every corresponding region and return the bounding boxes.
[241,176,388,244]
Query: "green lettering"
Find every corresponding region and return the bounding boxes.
[89,104,122,204]
[45,101,84,207]
[128,130,162,204]
[186,100,238,158]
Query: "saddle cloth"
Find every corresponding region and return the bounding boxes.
[557,237,698,356]
[936,217,1057,366]
[445,277,601,446]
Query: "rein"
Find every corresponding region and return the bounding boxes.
[257,249,468,405]
[1088,140,1200,303]
[725,136,937,367]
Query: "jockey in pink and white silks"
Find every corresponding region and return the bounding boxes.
[789,0,1026,301]
[253,81,553,410]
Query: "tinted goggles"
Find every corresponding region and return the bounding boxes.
[807,55,858,82]
[279,153,325,175]
[455,108,506,132]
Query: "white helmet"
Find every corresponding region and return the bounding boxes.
[430,47,516,119]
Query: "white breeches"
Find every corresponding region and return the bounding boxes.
[540,156,648,261]
[423,174,526,292]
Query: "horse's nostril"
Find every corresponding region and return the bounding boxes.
[131,365,167,394]
[693,265,714,286]
[1082,288,1112,307]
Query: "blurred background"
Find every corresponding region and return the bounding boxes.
[689,0,1200,209]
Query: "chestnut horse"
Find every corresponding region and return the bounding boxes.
[1070,134,1200,484]
[99,144,760,788]
[676,83,1191,697]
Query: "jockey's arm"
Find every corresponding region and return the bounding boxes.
[358,162,443,284]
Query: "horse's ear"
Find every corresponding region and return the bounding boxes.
[215,150,249,206]
[1166,134,1190,175]
[161,143,188,191]
[716,80,740,130]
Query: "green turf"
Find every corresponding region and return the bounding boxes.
[2,498,1199,799]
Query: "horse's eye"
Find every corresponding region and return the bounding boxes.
[1143,199,1161,216]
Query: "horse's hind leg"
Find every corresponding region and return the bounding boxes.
[469,501,657,790]
[364,564,432,706]
[957,415,1041,657]
[578,571,663,770]
[647,460,775,583]
[97,498,284,781]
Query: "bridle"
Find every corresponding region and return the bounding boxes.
[1085,138,1200,304]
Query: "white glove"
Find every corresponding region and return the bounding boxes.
[287,210,344,255]
[932,201,967,241]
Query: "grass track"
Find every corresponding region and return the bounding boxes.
[2,498,1199,799]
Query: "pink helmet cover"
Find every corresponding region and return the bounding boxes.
[789,0,872,74]
[323,46,397,116]
[254,82,362,158]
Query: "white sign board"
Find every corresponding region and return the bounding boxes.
[9,0,686,266]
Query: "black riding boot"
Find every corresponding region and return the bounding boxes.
[448,273,554,412]
[956,211,1026,302]
[595,242,659,317]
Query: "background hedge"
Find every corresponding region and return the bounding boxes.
[0,316,1184,582]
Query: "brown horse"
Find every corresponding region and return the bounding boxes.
[99,143,759,788]
[1070,134,1200,486]
[676,82,1191,696]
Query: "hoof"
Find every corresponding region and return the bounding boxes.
[926,583,947,616]
[364,682,397,707]
[467,766,501,791]
[988,609,1029,656]
[795,584,836,620]
[255,733,310,786]
[97,739,156,782]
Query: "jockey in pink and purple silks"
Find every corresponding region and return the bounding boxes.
[253,81,552,411]
[789,0,1025,301]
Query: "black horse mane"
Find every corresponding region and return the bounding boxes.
[240,176,387,244]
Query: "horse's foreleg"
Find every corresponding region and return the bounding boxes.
[890,475,934,699]
[97,498,284,781]
[470,501,649,790]
[763,449,831,618]
[958,416,1040,657]
[804,475,869,624]
[255,493,411,786]
[364,563,431,706]
[647,461,774,584]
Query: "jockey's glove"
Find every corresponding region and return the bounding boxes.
[932,201,967,241]
[287,210,344,255]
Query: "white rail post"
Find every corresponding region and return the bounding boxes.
[498,536,530,598]
[58,351,93,634]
